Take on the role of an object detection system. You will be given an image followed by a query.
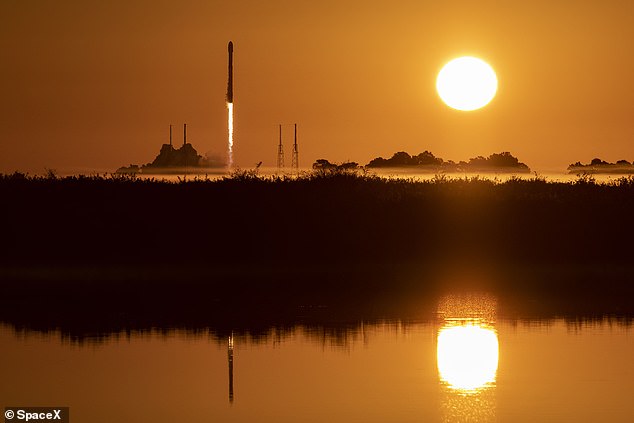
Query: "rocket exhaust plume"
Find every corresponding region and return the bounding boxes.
[226,41,234,168]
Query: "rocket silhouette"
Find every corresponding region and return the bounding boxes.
[227,41,233,103]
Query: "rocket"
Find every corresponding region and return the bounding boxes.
[226,41,233,103]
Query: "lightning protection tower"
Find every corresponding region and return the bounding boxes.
[277,124,284,170]
[291,124,299,172]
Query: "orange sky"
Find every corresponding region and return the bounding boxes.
[1,0,633,173]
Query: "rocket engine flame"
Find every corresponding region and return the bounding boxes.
[227,102,234,168]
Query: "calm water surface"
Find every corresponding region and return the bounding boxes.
[1,296,633,422]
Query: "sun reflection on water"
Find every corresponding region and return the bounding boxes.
[436,294,499,422]
[437,324,499,392]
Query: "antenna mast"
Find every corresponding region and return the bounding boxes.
[277,124,284,170]
[291,123,299,172]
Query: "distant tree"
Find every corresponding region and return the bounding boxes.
[313,159,337,169]
[312,159,359,171]
[339,162,359,169]
[389,151,413,166]
[468,155,487,167]
[413,151,443,166]
[366,150,528,171]
[367,150,445,167]
[566,158,634,173]
[367,157,388,167]
[464,152,529,171]
[590,158,608,166]
[487,152,521,167]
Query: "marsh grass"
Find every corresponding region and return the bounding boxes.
[2,169,634,282]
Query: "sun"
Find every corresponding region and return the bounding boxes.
[436,56,498,111]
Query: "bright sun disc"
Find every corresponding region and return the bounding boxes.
[436,57,497,111]
[437,324,499,392]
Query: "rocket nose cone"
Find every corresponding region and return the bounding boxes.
[228,41,233,52]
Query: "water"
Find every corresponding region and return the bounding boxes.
[1,295,632,422]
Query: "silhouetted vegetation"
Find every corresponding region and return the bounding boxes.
[367,150,444,168]
[568,158,634,174]
[312,159,361,170]
[1,170,634,339]
[2,170,634,268]
[366,151,530,172]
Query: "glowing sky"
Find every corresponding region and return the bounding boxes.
[1,0,633,173]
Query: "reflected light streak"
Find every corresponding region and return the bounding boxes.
[228,333,234,403]
[437,324,499,392]
[227,102,234,168]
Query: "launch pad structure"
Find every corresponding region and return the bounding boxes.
[277,125,284,169]
[277,123,299,172]
[291,124,299,171]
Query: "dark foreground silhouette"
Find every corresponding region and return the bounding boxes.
[1,170,634,340]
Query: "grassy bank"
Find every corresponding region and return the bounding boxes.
[2,170,633,266]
